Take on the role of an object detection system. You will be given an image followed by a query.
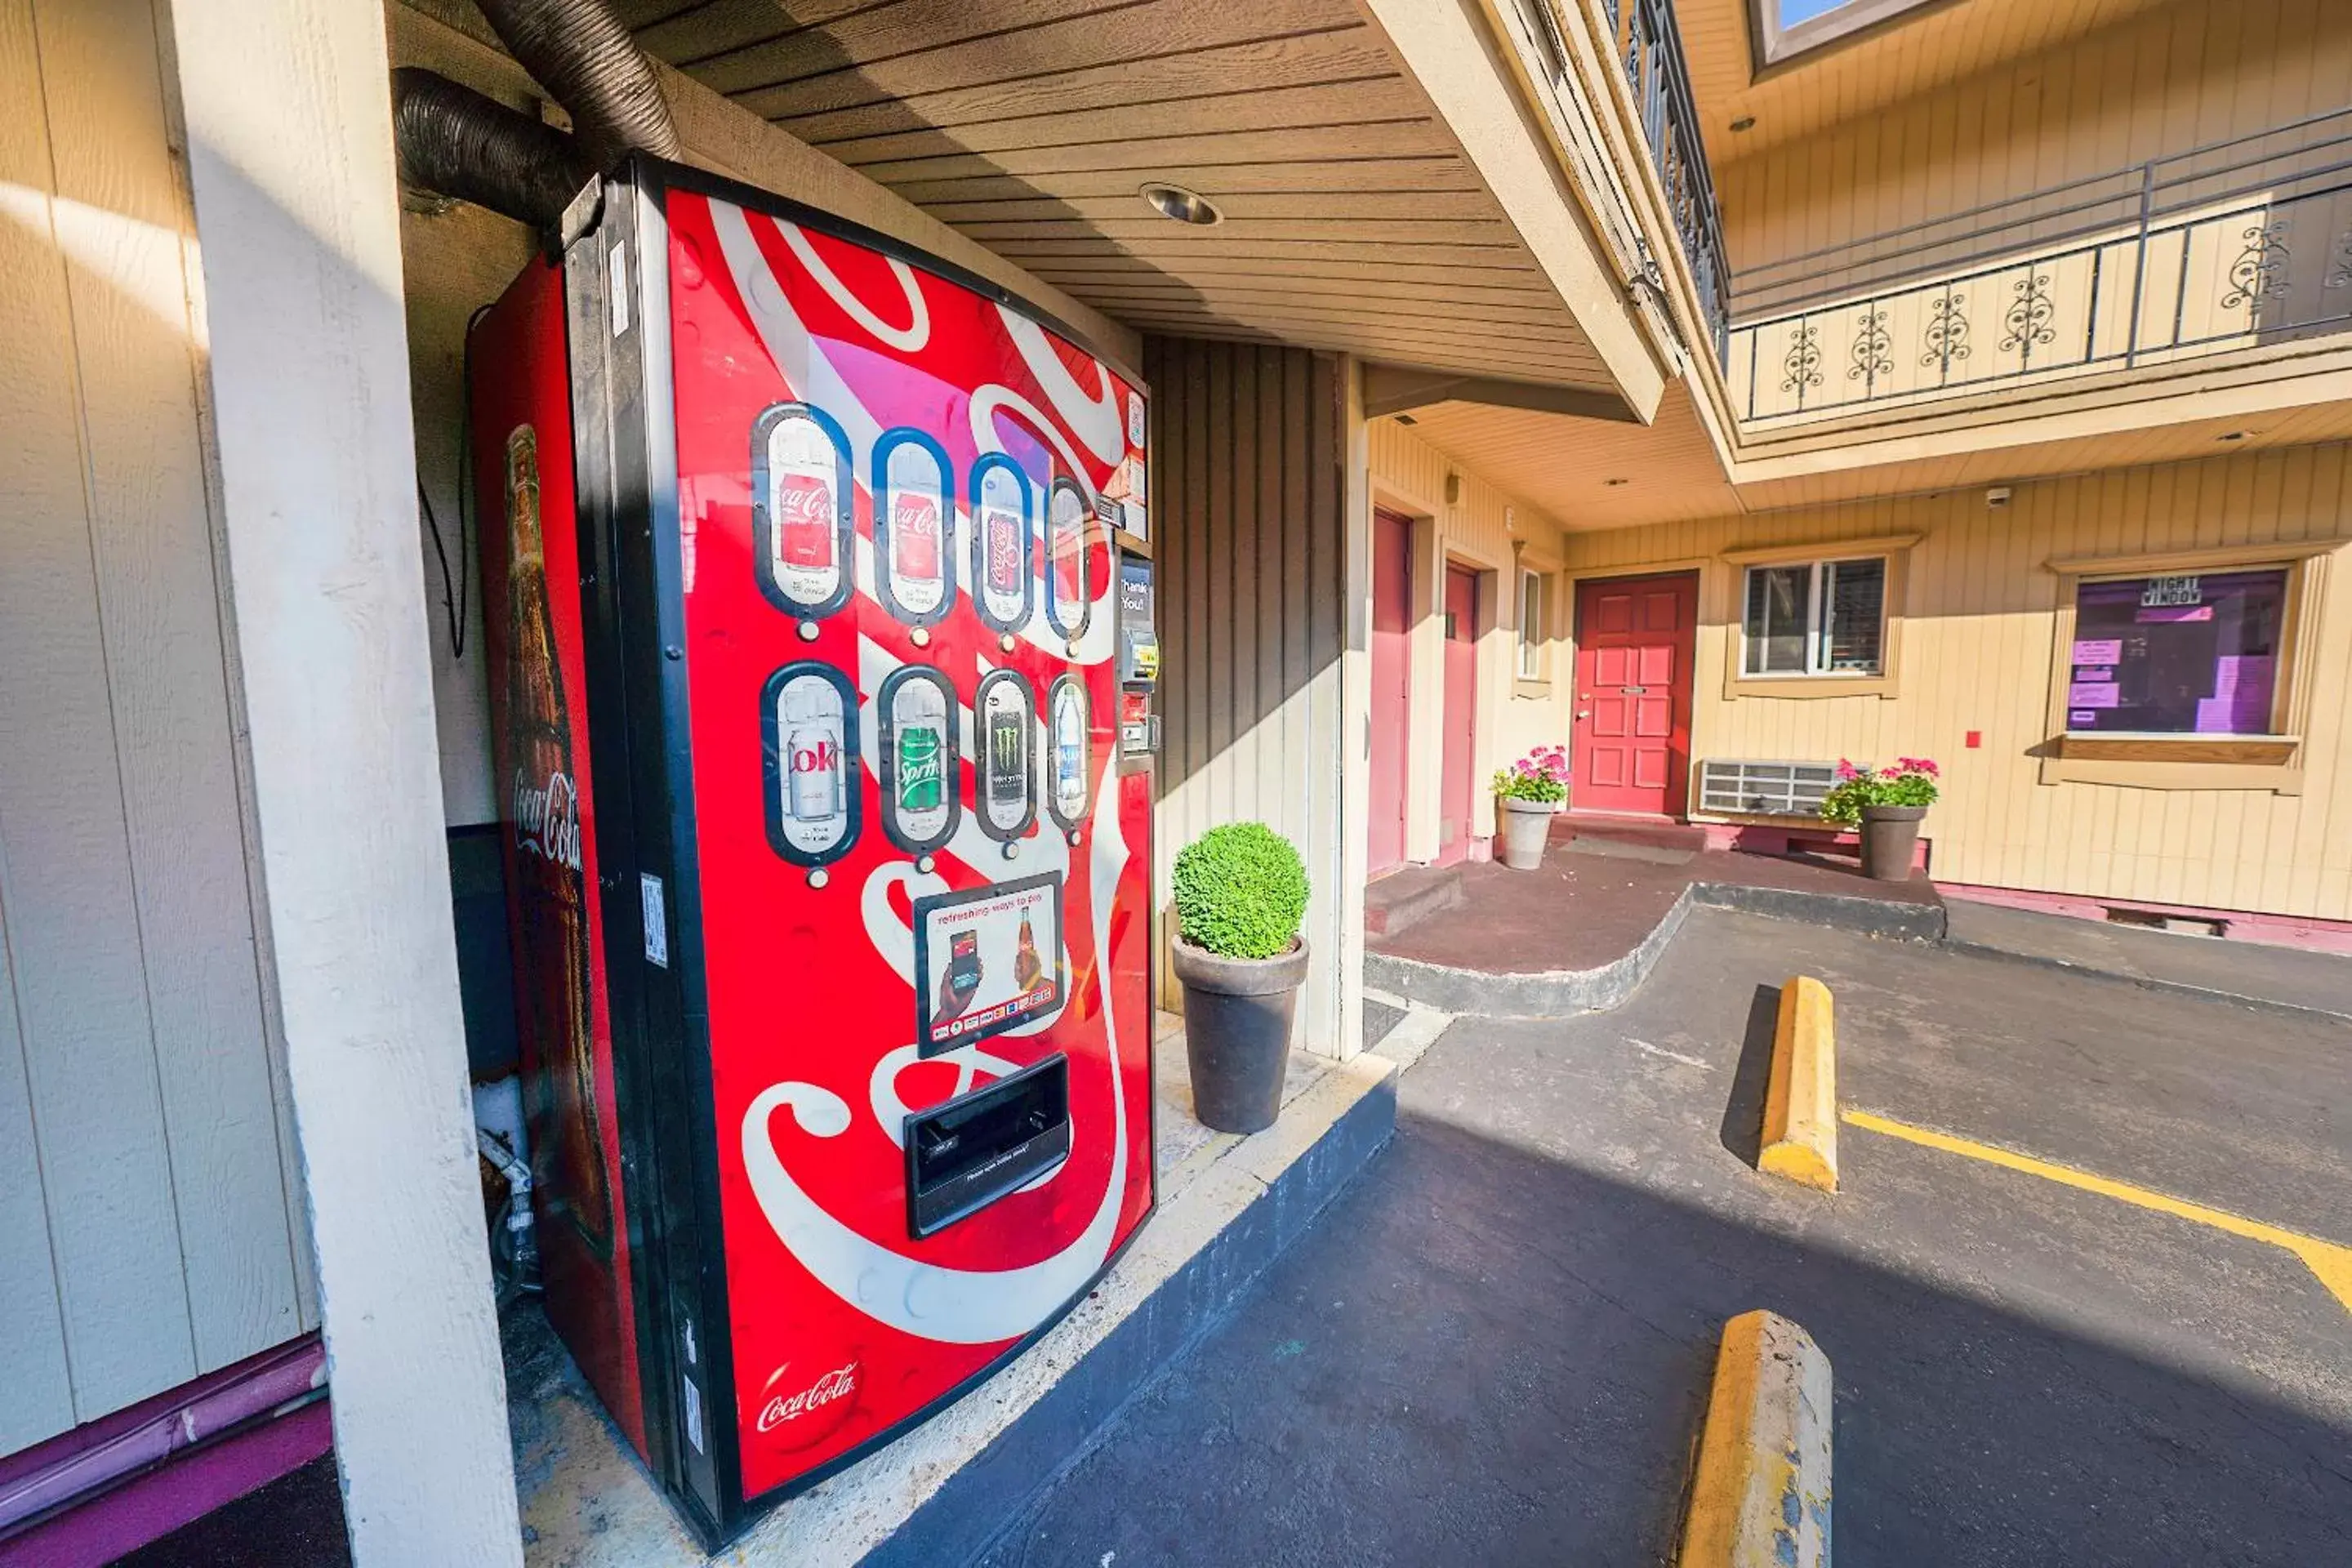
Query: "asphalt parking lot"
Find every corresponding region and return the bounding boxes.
[980,909,2352,1567]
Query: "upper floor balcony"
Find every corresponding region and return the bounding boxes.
[1721,108,2352,425]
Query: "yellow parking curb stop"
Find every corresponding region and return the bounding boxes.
[1759,976,1838,1192]
[1678,1309,1833,1568]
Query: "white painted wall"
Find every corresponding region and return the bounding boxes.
[0,0,314,1455]
[168,0,523,1556]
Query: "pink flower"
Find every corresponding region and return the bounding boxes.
[1834,760,1862,782]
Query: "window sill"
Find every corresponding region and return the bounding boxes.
[2057,732,2300,765]
[2040,732,2304,792]
[1725,673,1894,701]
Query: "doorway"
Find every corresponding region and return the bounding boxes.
[1439,564,1480,863]
[1570,572,1697,817]
[1369,510,1413,876]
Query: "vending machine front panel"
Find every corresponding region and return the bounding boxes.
[656,172,1156,1509]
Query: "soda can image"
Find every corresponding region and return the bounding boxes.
[752,404,854,620]
[969,455,1034,634]
[973,669,1036,840]
[877,664,960,853]
[760,662,861,867]
[875,430,954,624]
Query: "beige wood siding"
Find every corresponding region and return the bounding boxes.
[1720,0,2352,278]
[0,0,312,1452]
[1368,417,1573,858]
[1148,337,1353,1048]
[1558,442,2352,920]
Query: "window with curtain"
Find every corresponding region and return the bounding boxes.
[1741,557,1887,676]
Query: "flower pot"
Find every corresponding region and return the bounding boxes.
[1496,797,1561,871]
[1171,935,1309,1134]
[1858,804,1927,881]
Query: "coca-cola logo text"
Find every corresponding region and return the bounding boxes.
[512,768,583,871]
[755,1360,860,1441]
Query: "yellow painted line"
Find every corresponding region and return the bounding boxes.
[1842,1108,2352,1317]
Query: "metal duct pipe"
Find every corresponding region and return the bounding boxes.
[474,0,682,172]
[391,68,589,229]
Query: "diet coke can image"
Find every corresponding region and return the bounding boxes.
[875,429,952,623]
[969,453,1033,634]
[751,403,853,620]
[760,662,860,868]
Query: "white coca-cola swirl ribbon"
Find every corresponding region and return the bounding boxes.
[740,760,1131,1345]
[777,219,930,353]
[996,307,1125,465]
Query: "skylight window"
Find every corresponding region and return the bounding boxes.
[1753,0,1942,66]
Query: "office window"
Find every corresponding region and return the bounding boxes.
[1741,557,1886,676]
[1517,568,1549,679]
[2066,568,2288,735]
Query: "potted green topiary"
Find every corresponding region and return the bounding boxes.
[1820,756,1940,881]
[1170,822,1311,1134]
[1491,745,1569,871]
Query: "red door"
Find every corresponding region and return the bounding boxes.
[1571,572,1697,817]
[1439,566,1480,863]
[1369,510,1413,875]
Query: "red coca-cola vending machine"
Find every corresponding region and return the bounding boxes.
[471,156,1160,1546]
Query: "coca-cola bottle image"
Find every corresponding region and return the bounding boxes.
[1013,909,1043,994]
[768,412,840,608]
[503,425,613,1258]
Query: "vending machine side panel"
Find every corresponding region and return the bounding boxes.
[470,256,648,1457]
[564,171,741,1539]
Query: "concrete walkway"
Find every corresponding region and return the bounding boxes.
[982,910,2352,1568]
[1944,897,2352,1020]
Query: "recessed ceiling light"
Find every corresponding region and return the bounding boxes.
[1603,478,1629,487]
[1730,116,1757,133]
[1139,183,1221,226]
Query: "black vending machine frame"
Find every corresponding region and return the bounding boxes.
[548,155,1157,1548]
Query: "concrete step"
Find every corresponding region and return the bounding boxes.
[1365,864,1466,938]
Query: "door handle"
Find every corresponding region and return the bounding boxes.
[1575,710,1590,720]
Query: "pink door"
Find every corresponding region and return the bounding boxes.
[1369,510,1413,876]
[1571,572,1697,817]
[1439,566,1480,864]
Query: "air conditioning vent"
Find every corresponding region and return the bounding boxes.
[1698,760,1839,819]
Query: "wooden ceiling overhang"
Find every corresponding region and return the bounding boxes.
[618,0,1659,409]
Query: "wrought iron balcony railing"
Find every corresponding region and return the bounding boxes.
[1724,107,2352,422]
[1605,0,1732,353]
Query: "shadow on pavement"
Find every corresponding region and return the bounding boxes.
[1717,982,1780,1169]
[978,1108,2352,1568]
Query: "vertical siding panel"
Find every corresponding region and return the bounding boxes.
[0,0,199,1424]
[1145,336,1348,1047]
[37,0,298,1376]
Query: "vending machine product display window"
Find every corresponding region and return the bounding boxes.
[470,155,1157,1548]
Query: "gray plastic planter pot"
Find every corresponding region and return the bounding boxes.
[1859,804,1927,881]
[1170,935,1309,1134]
[1497,797,1561,870]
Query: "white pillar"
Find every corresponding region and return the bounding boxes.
[165,1,523,1562]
